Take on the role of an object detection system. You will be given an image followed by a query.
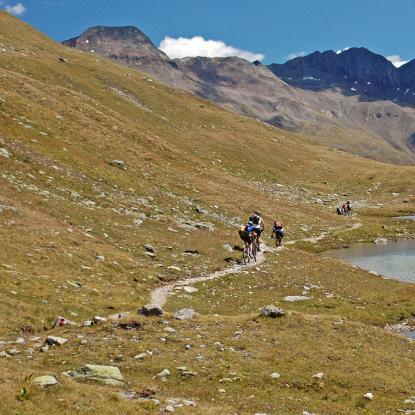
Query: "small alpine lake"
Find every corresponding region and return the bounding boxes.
[394,215,415,221]
[326,239,415,283]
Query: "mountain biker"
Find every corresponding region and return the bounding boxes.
[271,221,284,247]
[250,211,265,251]
[239,221,255,249]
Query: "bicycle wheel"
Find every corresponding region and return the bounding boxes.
[251,240,257,262]
[243,243,250,264]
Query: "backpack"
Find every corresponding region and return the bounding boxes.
[251,215,260,225]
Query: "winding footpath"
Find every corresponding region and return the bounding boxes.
[149,221,362,308]
[151,250,268,308]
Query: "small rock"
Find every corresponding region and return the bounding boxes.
[108,159,126,169]
[164,327,176,333]
[133,219,143,226]
[156,368,170,378]
[92,316,107,324]
[261,305,285,318]
[144,244,156,253]
[222,244,233,252]
[45,336,68,346]
[138,304,163,317]
[0,147,11,159]
[312,372,324,380]
[184,220,215,231]
[182,286,198,294]
[0,351,11,358]
[134,352,149,360]
[195,206,208,215]
[33,375,58,387]
[53,316,72,328]
[66,280,82,289]
[165,405,175,413]
[283,295,309,303]
[108,312,130,321]
[374,237,388,244]
[270,372,281,379]
[174,308,195,321]
[364,392,374,401]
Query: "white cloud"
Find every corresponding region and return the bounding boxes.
[159,36,265,62]
[286,51,306,60]
[4,2,27,15]
[336,47,351,54]
[386,55,408,68]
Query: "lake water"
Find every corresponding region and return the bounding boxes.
[394,215,415,221]
[326,239,415,283]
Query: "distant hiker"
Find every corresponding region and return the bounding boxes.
[250,211,265,251]
[271,221,284,247]
[342,200,352,215]
[336,206,345,215]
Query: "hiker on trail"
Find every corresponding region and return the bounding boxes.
[250,211,265,251]
[271,221,284,247]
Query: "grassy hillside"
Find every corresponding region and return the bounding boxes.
[1,11,415,414]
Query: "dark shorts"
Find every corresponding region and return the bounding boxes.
[275,230,284,238]
[239,230,253,244]
[253,228,262,236]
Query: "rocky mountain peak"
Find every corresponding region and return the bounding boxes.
[63,25,168,62]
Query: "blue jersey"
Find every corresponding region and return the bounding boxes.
[245,224,254,233]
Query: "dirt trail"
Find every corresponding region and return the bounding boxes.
[286,221,362,245]
[150,248,271,308]
[149,222,362,309]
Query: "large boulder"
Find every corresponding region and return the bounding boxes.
[261,305,285,318]
[138,304,163,317]
[63,364,124,386]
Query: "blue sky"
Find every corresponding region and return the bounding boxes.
[2,0,414,65]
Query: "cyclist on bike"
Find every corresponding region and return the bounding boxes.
[271,221,284,247]
[239,221,255,257]
[250,211,265,251]
[239,221,254,243]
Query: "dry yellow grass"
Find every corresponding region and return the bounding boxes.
[0,11,415,414]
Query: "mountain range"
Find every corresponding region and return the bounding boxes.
[63,26,415,165]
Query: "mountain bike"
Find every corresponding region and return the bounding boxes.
[242,241,252,265]
[251,238,258,262]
